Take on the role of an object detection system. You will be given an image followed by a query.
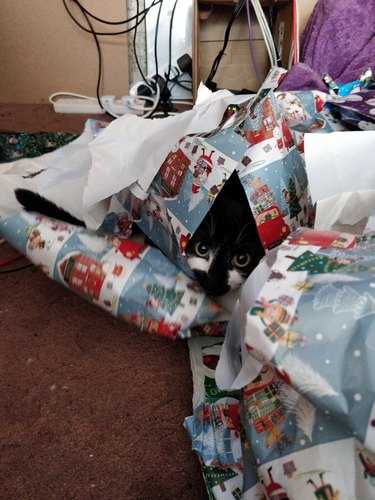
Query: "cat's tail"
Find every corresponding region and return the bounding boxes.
[14,188,85,227]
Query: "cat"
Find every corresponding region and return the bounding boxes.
[185,172,265,296]
[14,189,85,227]
[14,172,265,296]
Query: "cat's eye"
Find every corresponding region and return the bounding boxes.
[232,253,251,268]
[194,241,209,259]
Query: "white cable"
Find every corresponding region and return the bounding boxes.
[259,0,277,65]
[171,100,194,106]
[125,94,157,111]
[101,79,161,119]
[48,91,97,104]
[252,1,271,62]
[287,0,300,69]
[251,0,277,67]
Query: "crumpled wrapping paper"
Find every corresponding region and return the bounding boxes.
[184,337,244,498]
[103,69,347,275]
[211,218,375,498]
[0,212,226,340]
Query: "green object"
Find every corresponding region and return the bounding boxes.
[0,132,77,163]
[146,283,185,315]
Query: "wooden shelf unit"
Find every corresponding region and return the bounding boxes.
[192,0,292,99]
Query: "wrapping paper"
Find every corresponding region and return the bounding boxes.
[0,69,345,342]
[0,212,226,340]
[108,69,346,276]
[212,221,375,498]
[184,337,244,498]
[0,119,109,223]
[324,90,375,130]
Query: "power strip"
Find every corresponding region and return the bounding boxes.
[52,98,105,114]
[52,96,146,115]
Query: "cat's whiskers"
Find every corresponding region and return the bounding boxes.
[207,211,217,239]
[235,221,255,246]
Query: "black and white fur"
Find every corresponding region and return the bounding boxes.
[185,172,265,296]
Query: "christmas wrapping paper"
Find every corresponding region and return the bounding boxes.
[0,212,225,340]
[0,71,344,342]
[216,224,375,498]
[324,90,375,131]
[184,337,244,499]
[99,68,346,277]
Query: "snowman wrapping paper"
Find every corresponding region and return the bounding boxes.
[207,223,375,499]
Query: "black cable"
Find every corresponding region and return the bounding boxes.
[267,0,275,31]
[149,0,183,119]
[73,2,105,113]
[62,0,168,118]
[147,0,164,118]
[205,0,245,87]
[165,0,180,83]
[169,78,193,93]
[132,0,148,83]
[66,0,148,119]
[0,263,33,274]
[153,0,162,86]
[62,0,161,36]
[68,0,157,26]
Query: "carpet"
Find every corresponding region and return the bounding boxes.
[0,105,207,499]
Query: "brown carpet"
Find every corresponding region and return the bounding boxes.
[0,104,207,499]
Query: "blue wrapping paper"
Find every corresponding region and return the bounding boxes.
[239,225,375,498]
[100,69,346,277]
[184,337,244,498]
[0,212,225,340]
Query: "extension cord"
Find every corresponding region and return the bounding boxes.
[52,96,146,115]
[53,98,105,114]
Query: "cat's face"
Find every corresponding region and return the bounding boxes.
[185,174,265,296]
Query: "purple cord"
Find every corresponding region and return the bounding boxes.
[246,0,263,84]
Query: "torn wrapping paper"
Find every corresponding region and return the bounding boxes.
[215,222,375,498]
[103,69,346,277]
[322,68,374,97]
[2,69,346,279]
[184,337,244,499]
[0,119,110,223]
[304,130,375,203]
[0,68,366,344]
[303,121,375,234]
[0,212,226,340]
[0,69,346,344]
[0,131,78,162]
